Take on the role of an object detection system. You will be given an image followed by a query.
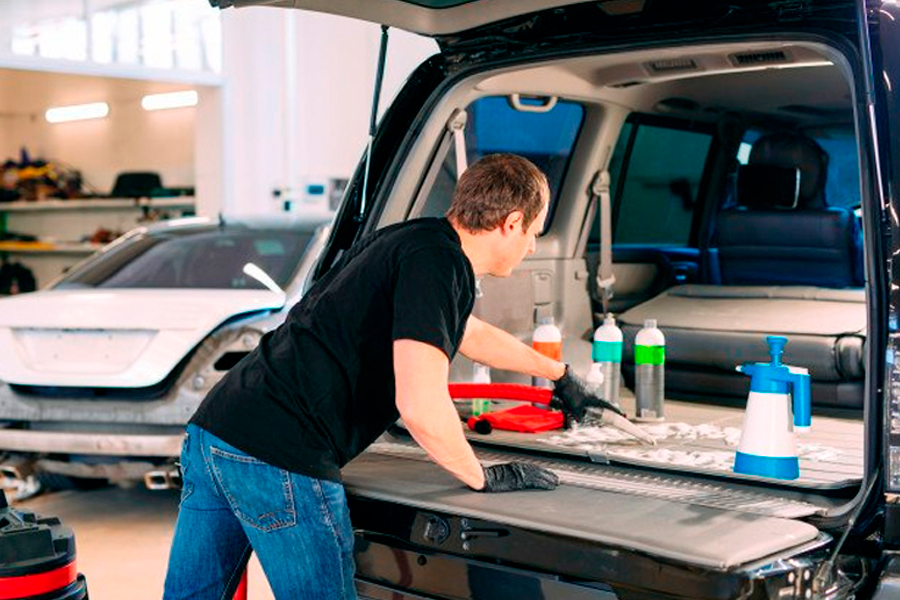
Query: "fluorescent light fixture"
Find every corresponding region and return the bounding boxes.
[141,90,198,111]
[45,102,109,123]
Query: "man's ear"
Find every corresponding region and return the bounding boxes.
[502,210,525,234]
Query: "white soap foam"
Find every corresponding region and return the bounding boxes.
[545,422,741,446]
[540,422,845,470]
[798,443,842,462]
[610,447,736,470]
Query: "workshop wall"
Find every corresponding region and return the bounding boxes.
[218,9,436,217]
[0,95,195,196]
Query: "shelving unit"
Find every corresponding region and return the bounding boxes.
[0,196,195,289]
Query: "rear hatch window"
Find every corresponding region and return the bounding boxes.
[418,95,584,230]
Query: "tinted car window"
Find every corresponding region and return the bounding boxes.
[420,95,584,224]
[55,227,315,290]
[738,128,860,209]
[611,120,712,245]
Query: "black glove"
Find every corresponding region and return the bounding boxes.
[476,462,559,492]
[550,365,626,425]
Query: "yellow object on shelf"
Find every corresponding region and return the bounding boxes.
[0,241,99,254]
[0,240,55,251]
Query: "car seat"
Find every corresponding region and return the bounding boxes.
[617,132,866,410]
[712,132,863,287]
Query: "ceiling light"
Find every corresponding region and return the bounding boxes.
[141,90,198,111]
[45,102,109,123]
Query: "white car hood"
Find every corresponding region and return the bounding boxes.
[0,289,285,388]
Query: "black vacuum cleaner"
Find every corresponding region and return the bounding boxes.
[0,489,88,599]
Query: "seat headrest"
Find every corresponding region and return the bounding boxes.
[748,132,828,207]
[111,171,162,198]
[736,164,800,210]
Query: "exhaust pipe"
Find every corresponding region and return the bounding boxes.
[0,455,41,501]
[143,464,182,491]
[0,454,36,481]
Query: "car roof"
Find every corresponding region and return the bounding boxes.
[140,213,334,235]
[210,0,627,37]
[209,0,852,38]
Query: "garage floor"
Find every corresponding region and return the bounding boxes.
[11,486,275,600]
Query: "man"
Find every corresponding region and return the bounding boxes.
[163,153,610,599]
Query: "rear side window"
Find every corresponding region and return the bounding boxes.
[419,95,584,224]
[737,128,860,210]
[602,118,713,246]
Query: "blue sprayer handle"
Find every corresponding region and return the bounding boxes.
[791,370,811,428]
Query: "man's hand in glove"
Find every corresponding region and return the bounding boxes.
[551,365,626,425]
[475,462,559,492]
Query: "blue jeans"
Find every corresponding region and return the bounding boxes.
[163,424,357,600]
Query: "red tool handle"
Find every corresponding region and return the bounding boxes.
[448,382,553,405]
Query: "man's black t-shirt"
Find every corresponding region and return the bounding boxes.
[190,217,476,482]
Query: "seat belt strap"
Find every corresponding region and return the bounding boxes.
[447,109,469,179]
[591,170,615,316]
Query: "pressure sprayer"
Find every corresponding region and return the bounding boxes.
[733,335,811,480]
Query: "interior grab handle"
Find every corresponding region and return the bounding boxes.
[508,94,558,113]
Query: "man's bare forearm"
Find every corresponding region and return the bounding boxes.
[394,339,486,489]
[460,316,566,381]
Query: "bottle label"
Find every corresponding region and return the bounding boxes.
[533,341,562,361]
[635,345,665,365]
[592,340,622,362]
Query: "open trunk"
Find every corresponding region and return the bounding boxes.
[210,0,898,597]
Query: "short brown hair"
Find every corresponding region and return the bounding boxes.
[446,153,549,233]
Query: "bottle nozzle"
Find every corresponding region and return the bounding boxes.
[766,336,787,366]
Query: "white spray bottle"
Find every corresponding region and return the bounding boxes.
[733,336,811,480]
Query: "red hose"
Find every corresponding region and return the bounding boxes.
[448,382,552,405]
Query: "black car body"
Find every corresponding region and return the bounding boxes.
[210,1,900,598]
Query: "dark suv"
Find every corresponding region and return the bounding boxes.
[211,1,900,598]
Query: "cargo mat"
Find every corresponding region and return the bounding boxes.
[364,440,831,519]
[343,448,826,570]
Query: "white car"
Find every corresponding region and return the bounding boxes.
[0,213,332,492]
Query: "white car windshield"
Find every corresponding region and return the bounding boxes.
[54,226,316,290]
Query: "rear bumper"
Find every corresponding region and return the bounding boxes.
[0,382,203,426]
[0,427,184,457]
